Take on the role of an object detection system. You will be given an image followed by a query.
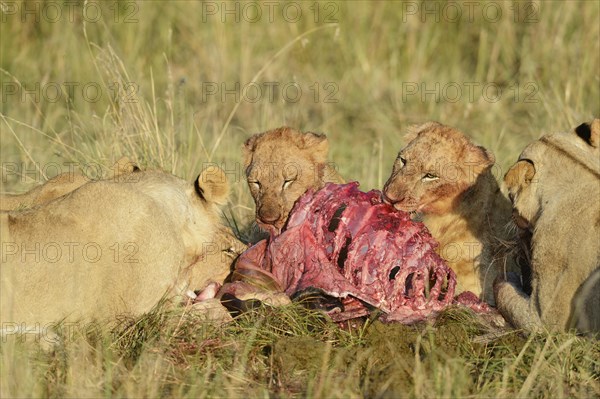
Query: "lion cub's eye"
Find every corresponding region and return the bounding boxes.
[397,156,406,167]
[422,173,438,182]
[283,179,295,189]
[249,181,261,190]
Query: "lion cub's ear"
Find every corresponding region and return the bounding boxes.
[462,144,495,182]
[242,135,260,168]
[195,166,229,206]
[574,119,600,148]
[504,160,536,189]
[403,121,442,144]
[303,132,329,163]
[473,145,496,166]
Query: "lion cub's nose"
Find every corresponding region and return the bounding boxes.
[382,191,403,205]
[258,207,281,224]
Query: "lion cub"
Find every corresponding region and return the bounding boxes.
[243,126,344,234]
[383,122,519,304]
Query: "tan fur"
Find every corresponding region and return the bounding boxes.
[243,126,344,232]
[0,167,246,328]
[495,118,600,334]
[0,157,139,211]
[383,122,520,303]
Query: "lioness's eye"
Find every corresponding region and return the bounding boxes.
[223,247,238,257]
[249,181,260,189]
[398,156,406,167]
[283,179,295,189]
[422,173,438,182]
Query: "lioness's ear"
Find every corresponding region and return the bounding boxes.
[111,156,139,177]
[504,160,535,188]
[303,132,329,163]
[195,166,229,206]
[1,213,11,243]
[592,119,600,147]
[575,119,600,148]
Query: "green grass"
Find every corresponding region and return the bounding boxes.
[1,1,599,397]
[2,303,599,398]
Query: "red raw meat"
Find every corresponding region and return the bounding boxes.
[220,182,494,323]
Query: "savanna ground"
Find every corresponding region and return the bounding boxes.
[1,1,599,397]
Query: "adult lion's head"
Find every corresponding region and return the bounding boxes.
[504,118,600,232]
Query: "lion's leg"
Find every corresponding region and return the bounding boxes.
[572,268,600,334]
[494,273,542,332]
[538,269,595,332]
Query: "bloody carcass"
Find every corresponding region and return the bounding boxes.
[217,182,491,323]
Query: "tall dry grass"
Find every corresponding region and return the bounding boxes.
[1,1,599,397]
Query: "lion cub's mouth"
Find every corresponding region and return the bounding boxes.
[381,194,417,212]
[390,201,421,214]
[257,219,283,236]
[386,202,423,221]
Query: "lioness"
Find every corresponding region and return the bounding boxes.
[494,119,600,334]
[243,126,344,234]
[0,165,246,329]
[382,122,520,304]
[0,156,139,211]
